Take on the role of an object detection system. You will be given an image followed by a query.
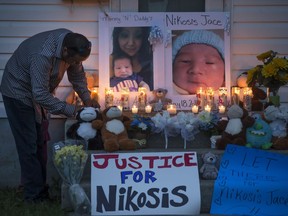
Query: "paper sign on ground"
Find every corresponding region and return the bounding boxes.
[91,151,200,215]
[211,144,288,216]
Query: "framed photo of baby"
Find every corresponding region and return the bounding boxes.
[164,12,231,110]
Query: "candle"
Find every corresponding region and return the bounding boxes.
[197,87,205,110]
[117,105,123,112]
[192,105,199,114]
[206,87,214,107]
[90,87,98,101]
[121,87,130,111]
[145,104,152,113]
[204,104,211,112]
[138,87,147,110]
[231,87,240,105]
[218,105,226,114]
[218,87,228,106]
[105,88,114,108]
[131,104,138,114]
[242,87,253,111]
[167,104,177,115]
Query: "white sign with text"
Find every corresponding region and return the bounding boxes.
[91,151,200,215]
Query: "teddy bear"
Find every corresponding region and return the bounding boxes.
[246,113,272,149]
[66,107,103,150]
[263,105,288,150]
[199,152,219,180]
[92,106,137,152]
[149,88,172,111]
[215,104,255,150]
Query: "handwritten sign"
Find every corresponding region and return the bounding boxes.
[211,144,288,215]
[91,152,200,215]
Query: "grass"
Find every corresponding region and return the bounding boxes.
[0,187,67,216]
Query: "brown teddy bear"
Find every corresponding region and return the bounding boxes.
[216,104,255,150]
[149,88,172,111]
[92,106,137,152]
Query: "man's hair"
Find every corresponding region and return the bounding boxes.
[63,33,91,57]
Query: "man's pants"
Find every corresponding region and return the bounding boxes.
[3,96,47,200]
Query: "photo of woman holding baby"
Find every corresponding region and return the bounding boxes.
[110,27,154,91]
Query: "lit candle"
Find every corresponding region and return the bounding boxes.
[218,105,226,114]
[197,87,205,110]
[204,104,211,112]
[218,87,228,107]
[167,104,177,115]
[117,105,123,112]
[138,87,147,110]
[192,105,199,114]
[206,87,214,107]
[105,88,114,108]
[231,87,240,105]
[242,87,253,111]
[145,104,152,113]
[131,104,138,114]
[121,87,130,111]
[90,87,98,101]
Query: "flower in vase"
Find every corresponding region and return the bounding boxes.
[246,50,288,96]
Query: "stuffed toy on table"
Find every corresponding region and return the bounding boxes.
[215,104,255,150]
[246,113,272,149]
[149,88,172,111]
[92,106,138,152]
[66,107,103,150]
[263,105,288,150]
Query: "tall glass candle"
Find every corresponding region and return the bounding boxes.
[105,88,114,108]
[242,87,253,111]
[206,87,214,108]
[138,87,147,110]
[218,87,228,107]
[231,87,241,105]
[197,87,205,110]
[90,87,98,101]
[121,87,130,111]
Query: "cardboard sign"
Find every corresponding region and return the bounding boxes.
[91,152,200,215]
[211,144,288,215]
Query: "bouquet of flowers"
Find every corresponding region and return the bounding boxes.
[53,140,90,214]
[197,110,220,136]
[130,114,155,136]
[246,50,288,96]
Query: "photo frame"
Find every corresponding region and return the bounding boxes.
[164,12,231,110]
[99,12,230,110]
[98,12,165,109]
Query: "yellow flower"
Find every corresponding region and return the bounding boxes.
[262,63,277,78]
[273,58,288,69]
[257,50,274,61]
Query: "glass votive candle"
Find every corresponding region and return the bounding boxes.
[192,105,199,114]
[167,104,177,115]
[131,104,138,114]
[204,104,211,112]
[218,105,226,114]
[145,104,152,113]
[117,105,123,112]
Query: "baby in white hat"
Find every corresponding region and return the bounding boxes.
[172,30,225,95]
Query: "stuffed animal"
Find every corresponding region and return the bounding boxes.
[92,106,137,152]
[149,88,172,111]
[246,113,272,149]
[66,107,103,150]
[199,152,219,180]
[263,105,288,150]
[216,104,255,150]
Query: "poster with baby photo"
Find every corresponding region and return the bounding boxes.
[98,12,165,109]
[164,12,231,111]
